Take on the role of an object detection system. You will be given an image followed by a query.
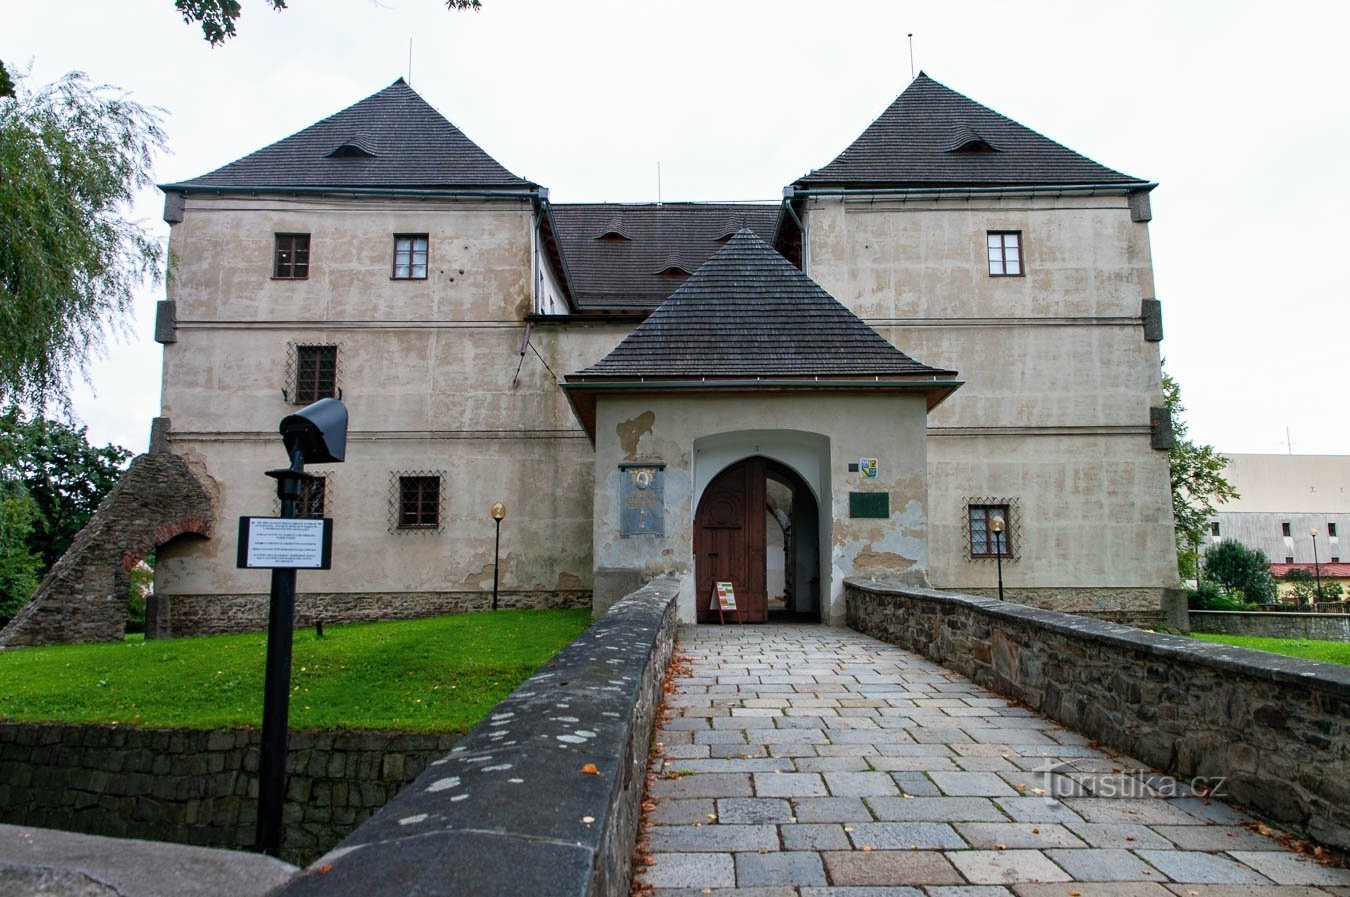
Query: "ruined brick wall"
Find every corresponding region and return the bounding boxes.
[0,723,457,865]
[0,452,217,647]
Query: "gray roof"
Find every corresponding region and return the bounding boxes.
[163,79,533,191]
[548,204,780,312]
[573,229,955,380]
[798,73,1147,188]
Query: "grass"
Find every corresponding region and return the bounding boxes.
[1190,632,1350,666]
[0,609,590,732]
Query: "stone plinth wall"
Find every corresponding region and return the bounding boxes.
[0,724,456,864]
[845,578,1350,850]
[148,590,590,639]
[276,576,680,897]
[1191,610,1350,641]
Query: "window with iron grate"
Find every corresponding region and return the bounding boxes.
[293,345,338,404]
[296,477,326,519]
[398,476,440,529]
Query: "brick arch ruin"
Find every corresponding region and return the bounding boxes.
[0,451,217,648]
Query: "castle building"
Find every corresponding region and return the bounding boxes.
[142,73,1176,634]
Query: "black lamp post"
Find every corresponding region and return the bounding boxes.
[990,515,1006,602]
[491,502,506,611]
[1311,527,1323,604]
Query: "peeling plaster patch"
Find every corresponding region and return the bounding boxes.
[852,547,916,573]
[427,777,461,793]
[398,814,428,826]
[556,572,584,590]
[616,410,656,458]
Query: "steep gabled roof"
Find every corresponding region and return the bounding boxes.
[797,73,1147,188]
[163,79,533,191]
[573,229,956,379]
[548,203,779,312]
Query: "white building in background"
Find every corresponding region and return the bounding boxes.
[1206,454,1350,566]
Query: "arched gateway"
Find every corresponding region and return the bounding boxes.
[564,229,960,625]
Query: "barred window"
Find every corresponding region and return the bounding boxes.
[987,231,1022,277]
[969,503,1012,558]
[393,234,428,280]
[294,345,338,404]
[274,233,310,279]
[296,477,326,519]
[399,476,440,529]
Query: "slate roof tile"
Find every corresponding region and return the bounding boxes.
[575,229,955,380]
[550,203,779,312]
[798,73,1147,188]
[164,79,532,191]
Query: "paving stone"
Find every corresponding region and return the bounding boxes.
[646,823,779,853]
[1015,885,1173,897]
[1160,886,1335,897]
[890,772,943,796]
[795,756,871,773]
[1150,825,1288,852]
[869,756,957,772]
[754,772,828,797]
[716,798,793,824]
[930,771,1021,797]
[652,888,797,897]
[1168,798,1254,825]
[735,851,827,887]
[928,888,1016,897]
[1226,852,1350,886]
[650,773,753,799]
[825,771,903,797]
[847,822,966,849]
[866,796,1007,822]
[1065,800,1208,826]
[661,744,711,759]
[998,798,1088,824]
[781,823,851,851]
[791,797,874,823]
[650,798,717,825]
[641,852,736,889]
[695,730,751,744]
[1063,823,1176,849]
[954,823,1088,849]
[947,850,1072,885]
[665,758,795,774]
[1134,850,1274,884]
[709,744,770,759]
[822,850,964,886]
[1044,848,1170,881]
[801,887,925,897]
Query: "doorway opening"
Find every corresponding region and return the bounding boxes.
[695,456,820,624]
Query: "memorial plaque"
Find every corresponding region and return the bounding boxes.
[619,463,665,537]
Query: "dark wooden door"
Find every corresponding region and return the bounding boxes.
[695,458,767,623]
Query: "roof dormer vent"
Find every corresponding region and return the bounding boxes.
[327,135,379,159]
[595,214,632,242]
[945,124,1000,154]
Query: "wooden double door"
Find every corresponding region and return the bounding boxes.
[695,458,768,623]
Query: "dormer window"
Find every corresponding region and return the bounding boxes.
[595,215,631,242]
[715,217,746,243]
[946,125,1000,155]
[654,253,695,279]
[657,266,691,279]
[327,136,378,158]
[953,138,998,154]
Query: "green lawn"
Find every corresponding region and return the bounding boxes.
[0,609,590,732]
[1190,632,1350,666]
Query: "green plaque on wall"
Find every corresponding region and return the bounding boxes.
[849,492,889,518]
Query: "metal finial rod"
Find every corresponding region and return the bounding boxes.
[907,33,915,80]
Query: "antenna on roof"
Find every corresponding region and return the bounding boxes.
[408,37,413,85]
[657,162,662,206]
[907,33,915,81]
[1287,426,1294,455]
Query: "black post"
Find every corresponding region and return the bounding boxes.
[255,454,309,856]
[995,530,1005,602]
[492,516,502,611]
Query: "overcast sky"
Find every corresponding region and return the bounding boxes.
[8,0,1348,456]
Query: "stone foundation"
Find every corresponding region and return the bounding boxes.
[148,590,590,638]
[0,724,456,865]
[1191,610,1350,641]
[846,578,1350,851]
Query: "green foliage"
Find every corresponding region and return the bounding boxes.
[126,559,153,634]
[1164,368,1238,575]
[0,609,590,731]
[0,68,165,408]
[1204,538,1276,604]
[0,485,43,623]
[175,0,480,45]
[1282,567,1344,605]
[0,62,13,99]
[1190,633,1350,667]
[0,410,131,568]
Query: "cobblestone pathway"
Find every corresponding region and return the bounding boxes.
[635,625,1350,897]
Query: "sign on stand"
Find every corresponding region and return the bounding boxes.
[709,580,743,625]
[237,517,334,570]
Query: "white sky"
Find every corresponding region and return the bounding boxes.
[8,0,1349,456]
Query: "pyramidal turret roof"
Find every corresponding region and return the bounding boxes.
[797,73,1147,188]
[164,79,533,191]
[573,229,955,380]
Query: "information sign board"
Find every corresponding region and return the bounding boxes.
[237,517,334,569]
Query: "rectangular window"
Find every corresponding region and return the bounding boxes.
[296,477,326,519]
[1329,523,1338,537]
[1285,556,1295,564]
[1282,522,1292,537]
[274,233,310,279]
[1210,522,1221,537]
[969,504,1012,558]
[987,231,1022,277]
[398,476,440,529]
[393,234,429,280]
[294,345,337,404]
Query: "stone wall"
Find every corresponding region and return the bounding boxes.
[276,576,680,897]
[0,723,456,865]
[0,451,217,647]
[1190,610,1350,641]
[148,589,590,639]
[845,578,1350,851]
